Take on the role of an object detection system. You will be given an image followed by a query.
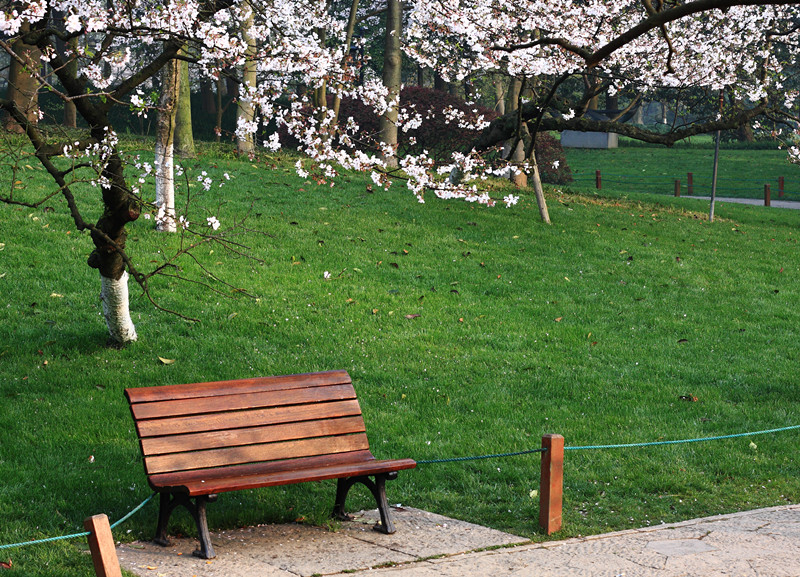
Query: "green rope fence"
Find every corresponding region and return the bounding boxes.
[2,424,799,551]
[564,424,800,451]
[0,493,155,552]
[416,423,800,464]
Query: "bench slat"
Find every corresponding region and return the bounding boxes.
[125,370,351,403]
[140,415,367,456]
[144,432,371,475]
[130,384,357,420]
[136,399,363,438]
[149,450,379,488]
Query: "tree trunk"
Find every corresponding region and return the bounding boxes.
[504,77,527,187]
[332,0,360,127]
[529,150,551,224]
[155,58,179,233]
[87,147,142,346]
[434,73,448,92]
[237,1,257,156]
[200,79,216,114]
[174,58,196,158]
[63,37,78,128]
[4,22,40,133]
[493,74,506,115]
[215,75,224,142]
[379,0,402,168]
[100,271,138,344]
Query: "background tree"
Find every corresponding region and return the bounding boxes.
[174,55,196,158]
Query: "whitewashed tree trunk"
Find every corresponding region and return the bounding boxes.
[155,58,179,233]
[100,271,138,344]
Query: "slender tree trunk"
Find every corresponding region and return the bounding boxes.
[174,57,196,158]
[529,150,551,224]
[417,64,424,87]
[200,79,216,114]
[63,37,78,128]
[504,77,527,188]
[215,75,224,142]
[4,23,40,133]
[434,73,448,92]
[237,2,257,156]
[155,58,179,233]
[332,0,360,127]
[493,74,506,115]
[379,0,402,168]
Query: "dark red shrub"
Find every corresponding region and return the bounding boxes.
[534,132,573,184]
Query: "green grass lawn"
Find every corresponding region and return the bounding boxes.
[1,141,799,576]
[564,137,800,200]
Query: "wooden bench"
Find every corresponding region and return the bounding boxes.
[125,370,416,559]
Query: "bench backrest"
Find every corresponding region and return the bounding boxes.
[125,370,371,477]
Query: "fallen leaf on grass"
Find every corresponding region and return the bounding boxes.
[1,559,11,570]
[554,317,563,322]
[405,314,420,319]
[50,293,63,298]
[678,395,698,402]
[158,357,176,365]
[677,338,688,343]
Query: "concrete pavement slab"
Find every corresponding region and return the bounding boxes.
[117,506,527,577]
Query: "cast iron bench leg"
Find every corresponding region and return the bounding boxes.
[332,472,398,534]
[153,492,218,559]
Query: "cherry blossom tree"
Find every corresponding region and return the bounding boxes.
[404,0,800,218]
[1,0,799,345]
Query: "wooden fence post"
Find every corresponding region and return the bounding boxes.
[687,172,693,195]
[674,179,681,197]
[765,184,771,207]
[779,176,784,198]
[539,434,564,535]
[84,515,122,577]
[595,170,601,190]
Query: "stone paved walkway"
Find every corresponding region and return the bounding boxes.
[118,504,800,577]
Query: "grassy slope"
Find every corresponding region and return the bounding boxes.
[0,144,799,576]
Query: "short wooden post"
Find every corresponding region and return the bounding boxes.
[595,170,601,190]
[674,179,681,197]
[779,176,784,198]
[84,514,122,577]
[539,434,564,535]
[765,184,771,207]
[687,172,694,195]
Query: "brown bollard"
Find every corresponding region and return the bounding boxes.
[674,179,681,197]
[595,170,601,190]
[765,184,771,207]
[779,176,784,198]
[84,514,122,577]
[687,172,694,195]
[539,434,564,535]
